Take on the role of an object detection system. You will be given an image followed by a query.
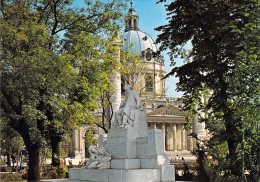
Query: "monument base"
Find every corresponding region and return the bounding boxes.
[69,166,175,182]
[70,129,175,181]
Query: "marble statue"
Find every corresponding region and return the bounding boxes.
[115,84,144,128]
[84,146,111,169]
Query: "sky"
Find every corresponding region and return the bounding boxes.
[73,0,185,98]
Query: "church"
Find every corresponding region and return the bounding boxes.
[64,3,207,161]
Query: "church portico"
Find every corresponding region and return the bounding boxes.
[147,105,196,156]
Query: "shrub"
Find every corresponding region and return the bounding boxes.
[0,173,25,182]
[41,165,69,179]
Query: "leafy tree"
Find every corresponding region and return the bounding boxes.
[231,3,260,180]
[0,0,127,181]
[156,0,259,180]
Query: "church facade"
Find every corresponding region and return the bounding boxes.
[65,4,207,160]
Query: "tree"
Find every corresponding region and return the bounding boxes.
[156,0,259,180]
[231,3,260,180]
[0,0,126,181]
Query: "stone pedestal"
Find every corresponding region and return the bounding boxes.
[111,159,140,169]
[70,168,162,182]
[70,128,175,182]
[106,128,148,159]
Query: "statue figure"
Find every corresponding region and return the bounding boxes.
[115,84,144,128]
[84,146,111,169]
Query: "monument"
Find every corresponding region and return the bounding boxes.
[69,84,175,182]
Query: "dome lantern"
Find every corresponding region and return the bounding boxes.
[125,1,140,32]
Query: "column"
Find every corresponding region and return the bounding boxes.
[162,123,166,151]
[79,128,85,159]
[68,131,75,157]
[172,124,177,151]
[153,123,157,129]
[176,124,182,151]
[193,138,197,150]
[110,38,122,129]
[165,125,173,151]
[74,129,81,159]
[181,124,187,150]
[187,129,193,151]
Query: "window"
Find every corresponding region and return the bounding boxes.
[128,20,131,29]
[146,52,152,61]
[146,75,153,92]
[134,19,137,29]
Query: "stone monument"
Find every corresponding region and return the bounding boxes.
[69,84,175,182]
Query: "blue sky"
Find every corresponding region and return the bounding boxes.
[73,0,185,97]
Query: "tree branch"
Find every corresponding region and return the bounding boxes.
[51,0,59,35]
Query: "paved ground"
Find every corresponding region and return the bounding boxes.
[41,179,196,182]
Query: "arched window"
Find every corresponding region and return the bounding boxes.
[128,20,131,30]
[146,75,153,92]
[134,19,137,29]
[157,105,164,109]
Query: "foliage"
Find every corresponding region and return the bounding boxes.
[41,165,69,179]
[156,0,260,180]
[0,173,27,182]
[85,128,97,147]
[0,0,127,181]
[120,50,147,91]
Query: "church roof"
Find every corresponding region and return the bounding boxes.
[123,30,157,56]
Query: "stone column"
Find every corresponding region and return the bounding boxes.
[187,129,193,151]
[110,38,123,128]
[68,131,76,157]
[181,124,187,150]
[153,123,157,129]
[193,138,197,150]
[162,123,166,151]
[176,124,182,151]
[73,129,82,159]
[172,124,177,151]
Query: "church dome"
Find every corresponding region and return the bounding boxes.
[122,4,157,57]
[122,30,157,56]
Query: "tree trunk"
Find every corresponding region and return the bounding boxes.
[226,118,240,176]
[27,145,41,182]
[16,150,19,172]
[6,150,11,166]
[51,136,61,167]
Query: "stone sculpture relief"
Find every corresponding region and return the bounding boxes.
[84,146,111,169]
[114,84,145,128]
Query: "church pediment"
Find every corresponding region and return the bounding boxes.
[147,104,186,116]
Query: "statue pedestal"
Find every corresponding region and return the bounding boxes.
[70,165,175,182]
[69,129,175,182]
[106,128,148,159]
